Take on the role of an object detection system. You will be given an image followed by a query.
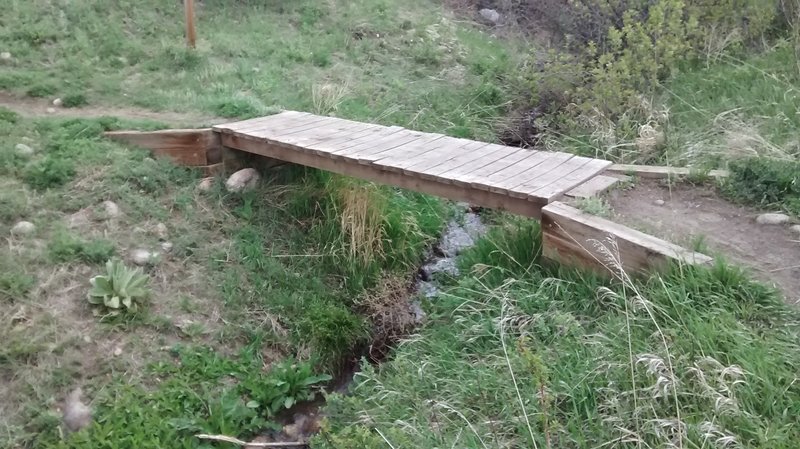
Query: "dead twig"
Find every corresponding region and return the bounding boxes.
[195,434,306,447]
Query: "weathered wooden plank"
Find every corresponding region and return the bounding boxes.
[220,133,548,217]
[608,164,729,179]
[565,175,627,199]
[104,128,219,166]
[541,201,713,276]
[531,158,614,200]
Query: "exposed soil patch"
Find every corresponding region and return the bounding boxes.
[608,181,800,304]
[0,91,224,127]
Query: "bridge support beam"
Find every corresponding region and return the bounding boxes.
[541,201,712,276]
[219,132,547,218]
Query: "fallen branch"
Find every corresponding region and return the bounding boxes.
[195,434,306,447]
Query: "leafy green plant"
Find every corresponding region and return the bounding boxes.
[87,259,150,314]
[241,360,331,416]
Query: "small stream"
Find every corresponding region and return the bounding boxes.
[265,208,489,444]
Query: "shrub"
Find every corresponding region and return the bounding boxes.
[26,82,58,98]
[22,156,76,190]
[62,93,88,108]
[0,106,19,123]
[722,157,800,215]
[87,259,150,314]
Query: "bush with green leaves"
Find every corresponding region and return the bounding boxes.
[22,156,76,190]
[722,157,800,215]
[87,259,150,314]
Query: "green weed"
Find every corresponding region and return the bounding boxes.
[22,156,75,190]
[87,259,150,315]
[61,93,88,108]
[48,232,115,264]
[0,106,20,123]
[722,157,800,215]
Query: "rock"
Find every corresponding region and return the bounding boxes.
[756,213,791,226]
[154,223,168,240]
[225,168,260,192]
[131,249,159,266]
[160,241,173,252]
[654,199,665,206]
[479,8,501,24]
[197,177,214,192]
[53,98,63,107]
[46,107,56,114]
[15,143,34,157]
[112,346,123,357]
[67,208,92,229]
[101,200,120,218]
[11,221,35,235]
[790,224,800,236]
[82,335,92,344]
[0,51,10,60]
[62,388,92,433]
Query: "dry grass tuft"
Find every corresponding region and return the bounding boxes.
[357,276,418,360]
[312,81,349,115]
[336,182,385,265]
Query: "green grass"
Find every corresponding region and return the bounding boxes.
[0,112,447,448]
[319,221,800,449]
[663,44,800,167]
[0,0,525,140]
[722,157,800,215]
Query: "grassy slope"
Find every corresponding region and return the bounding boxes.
[0,0,527,447]
[0,0,521,140]
[318,222,800,449]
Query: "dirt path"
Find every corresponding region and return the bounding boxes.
[0,91,225,127]
[608,181,800,305]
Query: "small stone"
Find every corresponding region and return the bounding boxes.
[82,335,92,344]
[197,177,214,192]
[654,199,665,206]
[154,223,168,240]
[67,208,91,229]
[790,224,800,236]
[112,346,123,357]
[131,248,159,266]
[15,143,34,157]
[53,98,63,107]
[11,221,35,235]
[101,200,120,218]
[62,388,92,433]
[225,168,261,193]
[479,8,501,24]
[160,241,173,252]
[0,51,10,60]
[46,107,56,114]
[756,213,791,226]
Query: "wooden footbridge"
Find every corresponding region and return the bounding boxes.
[107,111,712,275]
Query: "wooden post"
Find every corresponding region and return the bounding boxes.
[184,0,196,49]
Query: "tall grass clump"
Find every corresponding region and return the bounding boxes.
[319,224,800,448]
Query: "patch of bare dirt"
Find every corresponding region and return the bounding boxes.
[608,181,800,304]
[0,91,225,127]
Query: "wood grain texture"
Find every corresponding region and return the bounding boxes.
[220,133,547,217]
[104,128,219,166]
[541,201,713,276]
[212,111,611,207]
[608,164,729,179]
